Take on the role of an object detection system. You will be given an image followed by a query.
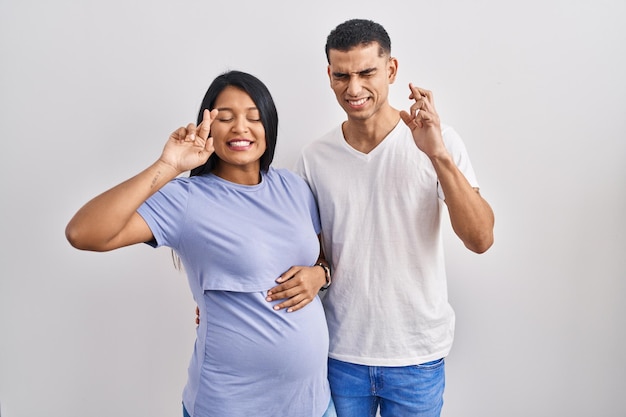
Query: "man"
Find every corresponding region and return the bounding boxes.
[293,19,495,417]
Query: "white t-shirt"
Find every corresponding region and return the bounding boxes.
[295,121,479,366]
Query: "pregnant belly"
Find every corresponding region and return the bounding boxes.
[200,290,329,386]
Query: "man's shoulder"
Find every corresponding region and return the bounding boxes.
[301,125,342,155]
[438,123,469,152]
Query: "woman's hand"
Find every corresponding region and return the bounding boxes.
[159,109,218,173]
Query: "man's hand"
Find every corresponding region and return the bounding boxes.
[401,84,495,253]
[399,83,448,160]
[265,265,326,313]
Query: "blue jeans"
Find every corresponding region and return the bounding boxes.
[328,357,445,417]
[183,397,336,417]
[322,396,338,417]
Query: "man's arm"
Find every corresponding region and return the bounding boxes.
[431,156,494,253]
[400,83,494,253]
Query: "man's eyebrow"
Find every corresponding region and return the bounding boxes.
[358,67,377,75]
[332,67,377,77]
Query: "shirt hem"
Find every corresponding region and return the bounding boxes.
[328,346,452,367]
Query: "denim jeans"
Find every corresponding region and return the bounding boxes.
[328,357,445,417]
[183,397,336,417]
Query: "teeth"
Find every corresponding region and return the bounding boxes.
[349,98,367,106]
[229,140,251,147]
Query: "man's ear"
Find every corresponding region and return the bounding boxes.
[388,56,399,84]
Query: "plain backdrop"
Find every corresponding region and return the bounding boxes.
[1,0,625,416]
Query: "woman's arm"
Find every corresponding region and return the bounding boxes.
[65,161,180,251]
[65,110,217,252]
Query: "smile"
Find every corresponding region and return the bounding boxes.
[228,140,252,148]
[348,98,368,107]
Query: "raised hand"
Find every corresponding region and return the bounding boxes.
[399,83,447,159]
[159,109,219,173]
[65,109,221,251]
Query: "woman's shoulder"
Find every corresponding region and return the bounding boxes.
[158,174,218,201]
[267,166,303,182]
[266,167,311,192]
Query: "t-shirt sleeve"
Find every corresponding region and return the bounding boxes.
[283,168,321,236]
[304,181,321,235]
[136,178,190,249]
[438,125,480,200]
[293,152,308,182]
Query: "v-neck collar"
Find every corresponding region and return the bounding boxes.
[340,120,402,160]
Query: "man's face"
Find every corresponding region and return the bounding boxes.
[327,43,397,122]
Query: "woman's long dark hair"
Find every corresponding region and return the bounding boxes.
[189,70,278,177]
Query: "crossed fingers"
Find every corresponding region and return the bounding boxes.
[407,83,436,129]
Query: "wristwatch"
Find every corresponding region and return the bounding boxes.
[315,262,332,291]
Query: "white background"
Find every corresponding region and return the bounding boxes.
[1,0,625,416]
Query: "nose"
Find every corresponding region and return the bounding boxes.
[346,75,362,97]
[232,115,249,133]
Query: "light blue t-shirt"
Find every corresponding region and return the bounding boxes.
[137,167,330,417]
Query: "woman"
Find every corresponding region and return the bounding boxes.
[65,70,334,417]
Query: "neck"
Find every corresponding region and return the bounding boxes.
[342,108,400,154]
[212,165,262,185]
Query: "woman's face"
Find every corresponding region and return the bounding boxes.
[210,86,267,181]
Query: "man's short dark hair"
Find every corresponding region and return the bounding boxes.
[325,19,391,63]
